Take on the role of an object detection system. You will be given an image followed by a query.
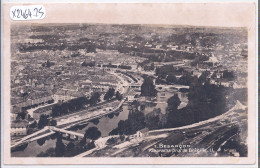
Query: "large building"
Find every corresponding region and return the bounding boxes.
[11,92,53,109]
[10,106,22,121]
[11,120,29,136]
[53,90,85,102]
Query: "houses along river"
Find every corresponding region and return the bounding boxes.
[11,104,130,157]
[11,91,188,157]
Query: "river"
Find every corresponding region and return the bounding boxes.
[11,92,188,157]
[143,91,188,115]
[11,104,130,157]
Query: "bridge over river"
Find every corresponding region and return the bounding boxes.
[48,126,84,139]
[11,98,126,150]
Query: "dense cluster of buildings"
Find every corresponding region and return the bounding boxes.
[10,25,247,139]
[10,48,145,138]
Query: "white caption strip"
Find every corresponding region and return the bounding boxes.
[10,5,46,21]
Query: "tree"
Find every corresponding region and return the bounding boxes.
[166,94,181,128]
[50,119,57,126]
[115,112,120,116]
[38,115,49,129]
[84,127,101,140]
[104,88,115,101]
[198,71,210,84]
[116,91,123,100]
[51,133,57,140]
[150,63,155,70]
[55,134,65,157]
[29,120,37,128]
[145,108,164,130]
[140,104,146,111]
[52,105,61,117]
[90,118,99,125]
[48,99,54,104]
[166,74,178,84]
[120,135,125,141]
[141,77,157,97]
[155,65,175,79]
[61,102,69,114]
[17,110,27,120]
[80,137,87,146]
[86,141,96,150]
[166,80,228,128]
[178,73,196,86]
[167,94,181,110]
[37,138,46,146]
[108,113,114,119]
[90,92,101,105]
[66,142,75,152]
[109,127,119,136]
[106,137,116,145]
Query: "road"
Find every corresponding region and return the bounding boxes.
[56,98,125,126]
[54,100,119,125]
[48,126,84,138]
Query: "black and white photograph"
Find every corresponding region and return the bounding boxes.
[3,2,257,166]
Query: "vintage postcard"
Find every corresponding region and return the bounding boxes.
[2,1,257,166]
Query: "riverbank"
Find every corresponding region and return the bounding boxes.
[80,101,247,157]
